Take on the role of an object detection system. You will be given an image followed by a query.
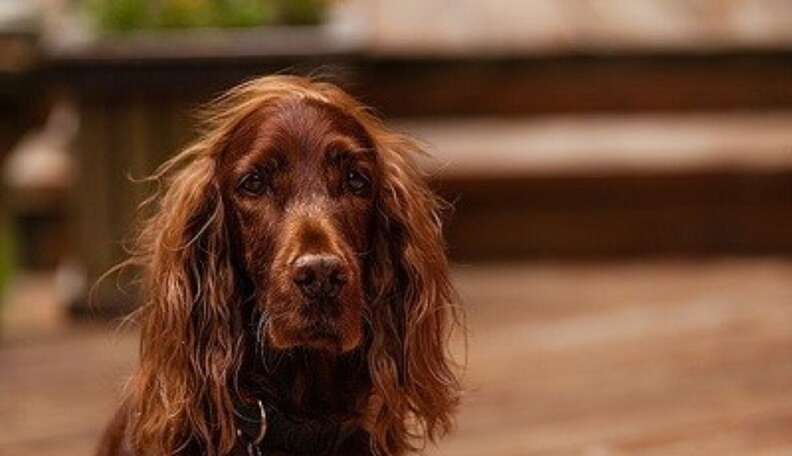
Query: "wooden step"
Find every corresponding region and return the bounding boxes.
[397,113,792,260]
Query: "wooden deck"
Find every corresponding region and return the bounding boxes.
[3,259,792,455]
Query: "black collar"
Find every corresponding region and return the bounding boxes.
[234,399,358,455]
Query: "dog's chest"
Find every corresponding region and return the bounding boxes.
[231,430,373,456]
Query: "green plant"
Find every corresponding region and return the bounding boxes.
[86,0,325,32]
[277,0,326,25]
[88,0,151,31]
[159,0,220,28]
[214,0,276,27]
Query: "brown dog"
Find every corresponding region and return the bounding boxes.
[96,76,462,456]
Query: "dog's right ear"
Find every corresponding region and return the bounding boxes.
[127,151,243,456]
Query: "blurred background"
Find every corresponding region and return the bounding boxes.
[3,0,792,454]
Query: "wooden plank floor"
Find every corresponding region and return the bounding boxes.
[3,259,792,455]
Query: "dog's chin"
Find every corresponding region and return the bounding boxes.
[266,316,362,354]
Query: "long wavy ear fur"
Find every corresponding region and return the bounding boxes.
[126,150,243,456]
[364,127,462,455]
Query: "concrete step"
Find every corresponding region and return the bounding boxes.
[398,112,792,260]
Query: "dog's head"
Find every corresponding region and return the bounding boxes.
[127,76,461,456]
[218,97,375,353]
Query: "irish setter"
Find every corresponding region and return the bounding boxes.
[96,76,462,456]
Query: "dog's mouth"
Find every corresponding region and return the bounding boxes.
[268,317,360,353]
[299,319,345,348]
[264,297,363,353]
[298,296,344,319]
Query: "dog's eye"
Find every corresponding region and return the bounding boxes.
[238,172,268,196]
[346,169,370,195]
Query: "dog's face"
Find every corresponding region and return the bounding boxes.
[218,98,377,353]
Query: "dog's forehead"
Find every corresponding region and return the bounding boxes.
[278,99,373,157]
[255,99,371,161]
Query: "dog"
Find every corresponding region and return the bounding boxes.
[96,76,462,456]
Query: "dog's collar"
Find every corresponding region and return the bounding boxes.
[234,399,358,455]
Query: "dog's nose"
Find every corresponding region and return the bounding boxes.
[292,254,347,299]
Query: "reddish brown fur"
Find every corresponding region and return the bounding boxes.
[97,76,463,456]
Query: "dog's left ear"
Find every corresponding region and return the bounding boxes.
[365,130,462,455]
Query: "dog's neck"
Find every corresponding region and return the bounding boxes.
[229,346,373,454]
[242,344,372,420]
